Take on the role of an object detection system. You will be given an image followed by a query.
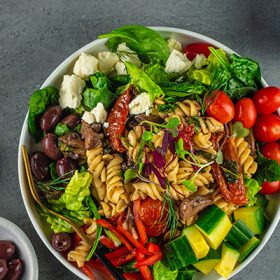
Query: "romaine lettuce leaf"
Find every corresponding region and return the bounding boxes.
[244,178,261,207]
[153,260,178,280]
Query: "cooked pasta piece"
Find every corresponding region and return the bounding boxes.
[213,190,238,215]
[175,100,201,117]
[132,180,163,201]
[199,117,224,134]
[165,151,179,184]
[67,218,96,268]
[235,137,258,177]
[176,160,193,185]
[193,132,212,149]
[169,184,192,201]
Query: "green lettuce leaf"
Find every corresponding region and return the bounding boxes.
[153,260,178,280]
[143,63,170,84]
[244,178,261,206]
[28,86,59,142]
[82,72,117,110]
[99,25,169,64]
[125,62,164,100]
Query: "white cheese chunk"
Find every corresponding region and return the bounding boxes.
[165,49,192,74]
[193,54,208,69]
[59,74,85,109]
[129,92,152,116]
[103,122,109,129]
[117,43,142,67]
[115,61,127,75]
[73,53,99,80]
[97,51,119,74]
[82,111,95,124]
[91,102,107,123]
[167,38,183,52]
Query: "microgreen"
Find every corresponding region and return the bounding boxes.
[124,168,137,183]
[232,121,250,138]
[183,179,197,192]
[216,150,224,164]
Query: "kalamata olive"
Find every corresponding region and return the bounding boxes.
[40,105,62,132]
[41,133,63,160]
[0,241,15,259]
[51,233,72,252]
[61,114,81,129]
[5,259,23,280]
[0,259,8,280]
[56,157,78,177]
[30,152,51,181]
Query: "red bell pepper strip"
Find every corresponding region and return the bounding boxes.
[81,264,95,280]
[134,251,163,267]
[110,249,136,267]
[136,250,153,280]
[99,235,117,249]
[105,246,129,259]
[116,225,153,256]
[87,259,115,280]
[133,199,148,245]
[147,243,160,254]
[123,272,144,280]
[96,219,133,250]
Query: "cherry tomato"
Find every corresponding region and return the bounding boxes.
[253,114,280,142]
[252,86,280,114]
[183,43,214,60]
[233,98,257,128]
[206,90,235,124]
[260,181,280,194]
[139,198,167,237]
[260,142,280,164]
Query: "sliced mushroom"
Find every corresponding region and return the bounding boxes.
[179,194,214,224]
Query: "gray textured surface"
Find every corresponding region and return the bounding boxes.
[0,0,279,279]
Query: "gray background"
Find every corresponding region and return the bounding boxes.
[0,0,279,279]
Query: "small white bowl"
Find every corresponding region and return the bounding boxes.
[0,217,38,280]
[18,27,280,280]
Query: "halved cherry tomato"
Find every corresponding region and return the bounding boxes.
[253,114,280,142]
[184,43,214,60]
[233,98,257,128]
[206,90,235,124]
[139,198,168,237]
[253,86,280,115]
[260,142,280,164]
[260,181,280,194]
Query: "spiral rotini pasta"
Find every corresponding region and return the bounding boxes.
[199,117,224,134]
[235,137,258,177]
[175,100,201,117]
[67,218,96,267]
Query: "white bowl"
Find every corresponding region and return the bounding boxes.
[0,217,39,280]
[18,27,280,280]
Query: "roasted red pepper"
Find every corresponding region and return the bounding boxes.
[147,243,160,254]
[212,138,247,205]
[174,123,195,150]
[116,225,153,256]
[99,235,117,249]
[135,252,162,267]
[123,272,144,280]
[107,85,133,152]
[105,246,129,259]
[96,219,133,250]
[110,249,136,267]
[81,264,95,280]
[136,250,153,280]
[133,199,148,245]
[87,259,115,280]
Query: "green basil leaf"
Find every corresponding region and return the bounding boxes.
[232,122,250,138]
[124,168,137,184]
[54,123,70,137]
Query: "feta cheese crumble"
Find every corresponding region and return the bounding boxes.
[129,92,152,116]
[82,103,108,124]
[73,53,99,80]
[97,51,119,74]
[59,74,85,109]
[193,54,208,69]
[115,61,127,75]
[167,38,183,52]
[165,49,192,74]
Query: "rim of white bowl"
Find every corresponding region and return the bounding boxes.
[18,26,280,280]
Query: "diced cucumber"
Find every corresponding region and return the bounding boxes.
[182,225,210,259]
[215,243,240,279]
[193,259,220,275]
[226,220,254,249]
[176,267,196,280]
[238,236,260,262]
[234,207,265,234]
[196,205,232,249]
[163,235,197,271]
